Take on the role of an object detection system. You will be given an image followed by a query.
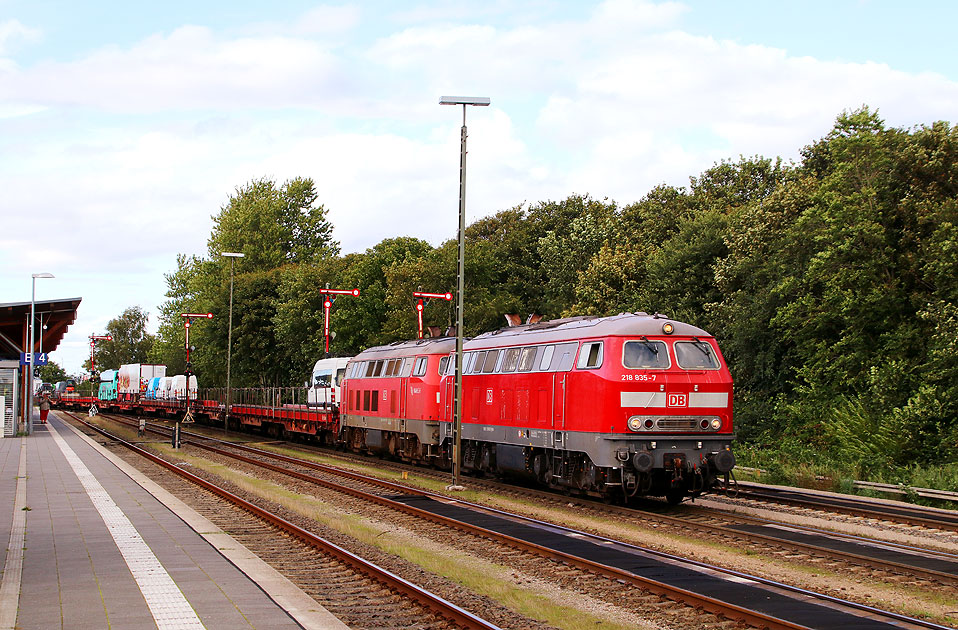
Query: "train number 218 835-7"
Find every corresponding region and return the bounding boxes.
[621,374,657,381]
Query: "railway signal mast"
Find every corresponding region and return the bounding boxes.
[88,334,113,416]
[176,313,213,448]
[412,290,453,339]
[319,285,360,356]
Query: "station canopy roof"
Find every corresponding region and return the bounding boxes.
[0,298,82,361]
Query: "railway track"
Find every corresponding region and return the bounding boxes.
[723,480,958,532]
[192,418,958,589]
[87,412,957,630]
[61,410,503,630]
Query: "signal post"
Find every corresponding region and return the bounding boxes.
[175,312,213,448]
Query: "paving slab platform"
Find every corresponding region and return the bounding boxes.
[0,411,348,630]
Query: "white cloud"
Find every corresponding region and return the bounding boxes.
[0,19,40,54]
[2,25,345,112]
[296,5,362,34]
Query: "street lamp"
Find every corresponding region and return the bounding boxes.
[28,272,54,434]
[439,95,490,490]
[221,252,244,433]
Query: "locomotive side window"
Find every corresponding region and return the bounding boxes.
[364,362,376,377]
[471,351,487,374]
[501,348,520,372]
[372,360,385,377]
[482,349,500,373]
[400,358,414,377]
[412,357,428,377]
[553,342,578,371]
[623,340,670,369]
[518,346,537,372]
[439,356,449,375]
[674,340,720,370]
[539,345,555,370]
[577,341,604,369]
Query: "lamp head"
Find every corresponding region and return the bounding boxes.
[439,96,490,106]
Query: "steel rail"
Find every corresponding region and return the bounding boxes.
[99,414,957,630]
[94,413,806,629]
[62,411,502,630]
[682,503,958,560]
[154,427,811,628]
[730,482,958,532]
[170,420,958,586]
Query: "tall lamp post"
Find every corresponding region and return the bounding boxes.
[28,272,54,434]
[439,95,490,490]
[221,252,244,433]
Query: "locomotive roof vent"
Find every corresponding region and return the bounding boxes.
[504,313,522,327]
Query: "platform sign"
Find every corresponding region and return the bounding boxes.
[19,352,48,366]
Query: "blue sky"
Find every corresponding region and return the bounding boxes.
[2,1,956,374]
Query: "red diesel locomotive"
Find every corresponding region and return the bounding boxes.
[341,312,735,503]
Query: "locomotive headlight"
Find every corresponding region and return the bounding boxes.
[627,416,643,431]
[710,418,721,430]
[662,322,674,335]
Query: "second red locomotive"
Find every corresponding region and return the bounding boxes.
[341,312,735,503]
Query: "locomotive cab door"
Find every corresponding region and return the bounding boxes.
[552,373,566,430]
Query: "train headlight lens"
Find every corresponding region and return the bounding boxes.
[627,416,643,431]
[710,418,721,430]
[662,322,674,334]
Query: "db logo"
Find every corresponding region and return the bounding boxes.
[486,389,494,404]
[667,393,688,408]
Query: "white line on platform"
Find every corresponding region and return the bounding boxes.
[47,421,207,630]
[0,438,27,630]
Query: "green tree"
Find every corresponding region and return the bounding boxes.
[208,177,339,270]
[150,254,209,375]
[89,306,155,372]
[37,361,68,385]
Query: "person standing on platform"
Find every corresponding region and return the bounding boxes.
[39,396,50,424]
